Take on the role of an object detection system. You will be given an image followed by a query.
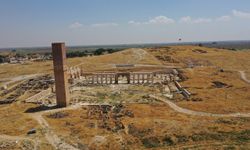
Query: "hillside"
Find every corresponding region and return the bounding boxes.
[147,46,250,113]
[0,46,249,149]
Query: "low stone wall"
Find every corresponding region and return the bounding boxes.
[26,88,52,103]
[174,81,191,99]
[69,71,176,85]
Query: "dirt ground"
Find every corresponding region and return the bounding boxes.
[0,103,39,136]
[44,104,250,149]
[0,103,54,150]
[70,84,162,105]
[147,46,250,114]
[0,46,249,149]
[178,67,250,113]
[0,48,162,79]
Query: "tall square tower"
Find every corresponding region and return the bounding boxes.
[52,43,69,107]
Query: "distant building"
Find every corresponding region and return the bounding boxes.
[85,52,94,57]
[8,57,18,64]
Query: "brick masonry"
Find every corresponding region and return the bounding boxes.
[52,43,70,107]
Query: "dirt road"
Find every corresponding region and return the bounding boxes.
[29,105,83,150]
[0,104,91,150]
[1,74,42,87]
[150,95,250,117]
[239,71,250,84]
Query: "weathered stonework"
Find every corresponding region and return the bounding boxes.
[52,43,70,107]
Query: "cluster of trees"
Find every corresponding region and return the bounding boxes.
[0,55,6,63]
[93,48,117,55]
[66,48,119,58]
[0,48,120,63]
[66,51,88,58]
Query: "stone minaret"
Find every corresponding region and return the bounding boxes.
[52,43,69,107]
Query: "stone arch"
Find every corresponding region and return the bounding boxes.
[115,73,130,84]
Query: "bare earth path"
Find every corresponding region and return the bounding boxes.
[29,105,83,150]
[239,71,250,84]
[150,95,250,117]
[0,134,39,150]
[0,74,42,87]
[0,104,97,150]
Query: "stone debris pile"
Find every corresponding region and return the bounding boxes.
[87,104,134,132]
[0,74,54,105]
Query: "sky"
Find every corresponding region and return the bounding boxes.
[0,0,250,48]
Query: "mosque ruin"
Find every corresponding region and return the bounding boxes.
[68,67,178,85]
[51,43,189,107]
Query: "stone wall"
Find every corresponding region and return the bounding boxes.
[68,69,177,85]
[26,88,52,103]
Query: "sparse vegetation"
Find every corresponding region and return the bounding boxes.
[66,48,119,58]
[0,46,250,149]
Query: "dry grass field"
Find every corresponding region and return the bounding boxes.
[0,103,38,136]
[44,104,250,149]
[147,46,250,114]
[0,48,161,79]
[0,46,249,149]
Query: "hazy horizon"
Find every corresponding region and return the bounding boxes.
[1,40,249,50]
[1,0,250,48]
